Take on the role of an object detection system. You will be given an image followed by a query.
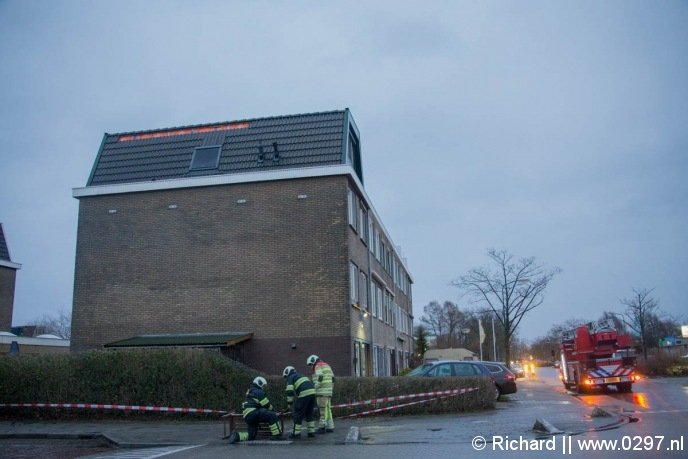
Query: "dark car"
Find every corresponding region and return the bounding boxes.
[478,361,518,396]
[406,360,501,399]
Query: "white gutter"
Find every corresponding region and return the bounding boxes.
[0,260,21,270]
[72,165,353,198]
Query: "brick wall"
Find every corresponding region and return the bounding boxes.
[0,266,16,332]
[72,176,354,373]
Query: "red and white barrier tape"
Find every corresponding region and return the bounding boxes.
[336,393,458,419]
[331,387,478,410]
[0,403,227,414]
[1,387,479,417]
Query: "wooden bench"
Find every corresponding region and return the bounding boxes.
[222,412,288,439]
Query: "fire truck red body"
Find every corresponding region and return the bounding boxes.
[559,319,638,393]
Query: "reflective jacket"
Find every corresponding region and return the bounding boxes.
[312,360,334,396]
[241,384,273,418]
[285,371,316,404]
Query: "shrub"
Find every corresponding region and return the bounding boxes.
[636,351,688,377]
[666,365,688,376]
[0,349,258,416]
[0,349,494,419]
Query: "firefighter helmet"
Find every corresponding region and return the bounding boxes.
[306,355,319,366]
[282,366,296,378]
[252,376,267,389]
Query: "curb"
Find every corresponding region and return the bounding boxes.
[345,426,360,444]
[0,432,188,449]
[532,418,563,435]
[533,405,630,437]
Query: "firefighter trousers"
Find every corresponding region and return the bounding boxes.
[239,408,281,441]
[317,395,334,430]
[292,395,316,436]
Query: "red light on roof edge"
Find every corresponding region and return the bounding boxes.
[117,122,249,142]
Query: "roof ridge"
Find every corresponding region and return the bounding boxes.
[106,109,348,137]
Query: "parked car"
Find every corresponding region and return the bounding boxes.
[406,360,501,400]
[510,362,526,378]
[478,361,518,396]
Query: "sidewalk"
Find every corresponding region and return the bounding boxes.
[0,417,359,448]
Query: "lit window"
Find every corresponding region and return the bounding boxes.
[190,146,221,170]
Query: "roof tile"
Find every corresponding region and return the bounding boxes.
[88,110,348,186]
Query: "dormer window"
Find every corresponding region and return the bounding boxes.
[190,146,221,171]
[348,129,363,183]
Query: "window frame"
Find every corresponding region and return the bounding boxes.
[189,145,222,171]
[349,261,359,304]
[359,271,368,311]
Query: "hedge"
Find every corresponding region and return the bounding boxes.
[636,352,688,377]
[0,349,494,418]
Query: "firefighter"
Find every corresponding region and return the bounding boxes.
[283,365,317,439]
[306,354,335,433]
[228,376,282,443]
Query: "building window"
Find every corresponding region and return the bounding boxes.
[368,220,374,254]
[370,281,377,318]
[354,341,369,377]
[348,129,363,183]
[376,346,386,376]
[350,261,359,304]
[384,291,394,325]
[359,272,368,311]
[347,188,358,230]
[189,145,221,170]
[374,281,383,319]
[359,207,368,244]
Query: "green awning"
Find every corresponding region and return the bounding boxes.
[104,332,252,348]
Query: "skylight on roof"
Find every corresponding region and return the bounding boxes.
[190,146,221,171]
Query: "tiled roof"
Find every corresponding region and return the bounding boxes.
[87,110,349,186]
[0,224,11,262]
[104,332,253,348]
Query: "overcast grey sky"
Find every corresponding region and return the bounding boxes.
[1,1,686,341]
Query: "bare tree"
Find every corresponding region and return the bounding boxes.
[33,308,72,339]
[621,288,659,360]
[420,301,445,346]
[420,301,466,348]
[529,318,588,362]
[452,249,561,366]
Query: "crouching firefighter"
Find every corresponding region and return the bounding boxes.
[228,376,282,443]
[283,365,317,439]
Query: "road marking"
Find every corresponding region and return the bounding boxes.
[516,400,572,404]
[85,444,203,459]
[636,409,688,414]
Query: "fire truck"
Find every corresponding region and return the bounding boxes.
[559,319,639,393]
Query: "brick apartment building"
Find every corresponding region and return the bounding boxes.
[71,109,413,376]
[0,224,21,332]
